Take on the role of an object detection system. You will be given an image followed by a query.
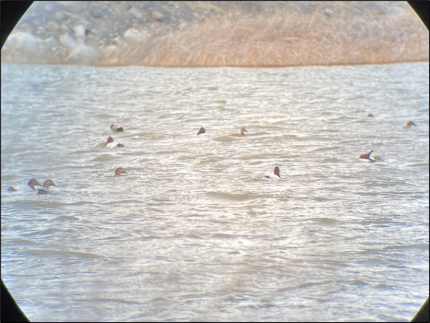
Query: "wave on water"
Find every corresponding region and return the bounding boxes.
[93,154,122,161]
[28,249,102,259]
[206,191,272,201]
[1,62,428,322]
[322,157,340,163]
[53,215,80,221]
[314,217,341,225]
[213,136,233,142]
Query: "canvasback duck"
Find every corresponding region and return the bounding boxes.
[359,150,383,162]
[105,136,124,148]
[115,168,127,176]
[8,178,42,192]
[197,127,206,135]
[111,124,124,132]
[37,179,57,194]
[230,127,248,137]
[367,113,374,117]
[405,121,417,127]
[265,166,281,179]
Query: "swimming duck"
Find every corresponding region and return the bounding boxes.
[229,127,248,137]
[7,178,42,192]
[265,166,281,179]
[115,168,127,176]
[405,121,417,127]
[111,124,124,132]
[359,150,383,162]
[37,179,57,194]
[105,136,124,148]
[197,127,206,135]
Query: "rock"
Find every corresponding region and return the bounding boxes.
[152,11,164,21]
[43,36,58,48]
[123,26,148,43]
[59,33,76,48]
[129,7,143,20]
[46,21,59,31]
[67,44,98,64]
[35,26,45,37]
[89,5,110,18]
[74,25,86,44]
[6,32,39,54]
[324,9,333,17]
[42,2,56,13]
[111,36,122,46]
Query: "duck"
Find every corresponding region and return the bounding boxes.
[7,178,42,192]
[405,121,417,127]
[265,166,281,179]
[110,124,124,132]
[105,136,124,148]
[229,127,248,137]
[197,127,206,135]
[115,168,127,176]
[359,150,383,162]
[37,179,57,194]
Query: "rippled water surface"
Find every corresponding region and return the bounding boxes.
[1,62,429,322]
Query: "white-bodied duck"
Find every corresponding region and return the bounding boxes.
[229,127,248,137]
[8,178,42,192]
[105,136,124,148]
[111,124,124,132]
[265,166,281,179]
[359,150,383,162]
[8,178,51,192]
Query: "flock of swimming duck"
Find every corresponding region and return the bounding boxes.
[7,120,418,193]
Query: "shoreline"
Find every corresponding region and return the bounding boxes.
[2,1,428,67]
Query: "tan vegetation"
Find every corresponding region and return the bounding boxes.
[99,4,429,67]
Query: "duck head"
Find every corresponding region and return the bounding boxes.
[197,127,206,135]
[106,136,114,144]
[406,121,417,126]
[115,168,127,176]
[274,166,281,178]
[240,127,248,134]
[43,179,57,188]
[27,179,42,190]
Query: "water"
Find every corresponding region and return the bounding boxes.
[1,62,428,322]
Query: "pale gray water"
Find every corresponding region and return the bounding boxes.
[1,62,429,322]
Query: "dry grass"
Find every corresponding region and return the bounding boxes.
[99,5,429,67]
